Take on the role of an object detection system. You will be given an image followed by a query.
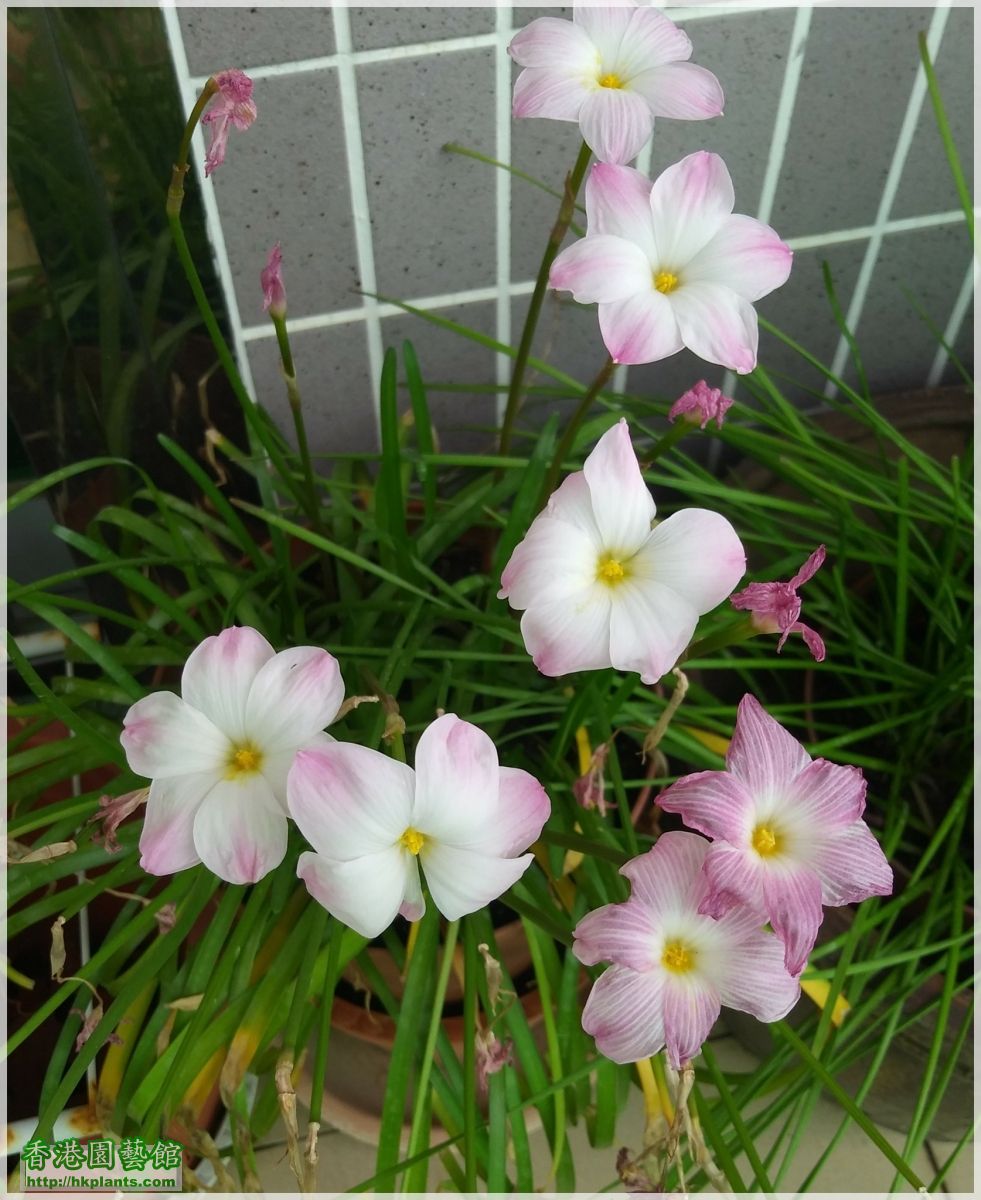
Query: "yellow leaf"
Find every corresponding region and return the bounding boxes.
[680,725,731,758]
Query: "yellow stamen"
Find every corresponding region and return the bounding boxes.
[654,270,680,294]
[661,939,695,973]
[752,823,780,856]
[597,555,627,585]
[400,827,426,855]
[227,743,263,777]
[598,73,624,89]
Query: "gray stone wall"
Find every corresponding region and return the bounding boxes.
[164,5,974,455]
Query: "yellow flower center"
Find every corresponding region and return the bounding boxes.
[598,73,624,89]
[654,270,680,294]
[400,827,426,856]
[227,742,263,778]
[661,939,695,974]
[597,555,628,586]
[752,823,781,856]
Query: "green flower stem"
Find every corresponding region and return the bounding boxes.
[403,919,460,1189]
[499,139,592,455]
[462,921,479,1191]
[645,418,691,463]
[683,617,759,662]
[540,354,615,505]
[306,921,342,1155]
[166,77,218,219]
[271,313,323,532]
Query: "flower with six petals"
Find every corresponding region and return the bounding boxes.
[202,69,257,177]
[121,626,343,884]
[730,545,827,662]
[287,713,550,938]
[509,3,723,165]
[499,419,746,684]
[656,694,893,975]
[550,155,793,371]
[573,831,800,1066]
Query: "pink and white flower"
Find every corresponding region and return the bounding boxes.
[121,627,343,885]
[287,714,549,939]
[669,379,734,430]
[550,155,793,372]
[730,545,827,662]
[574,831,799,1066]
[261,242,287,318]
[657,694,893,975]
[499,419,745,684]
[202,69,257,177]
[509,4,723,165]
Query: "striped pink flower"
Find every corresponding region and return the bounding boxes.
[202,69,257,177]
[574,832,799,1066]
[657,695,893,975]
[731,545,827,662]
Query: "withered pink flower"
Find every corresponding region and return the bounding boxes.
[202,69,257,178]
[89,788,149,854]
[476,1029,513,1095]
[668,380,734,430]
[730,545,827,662]
[261,242,287,318]
[657,695,893,975]
[573,742,610,815]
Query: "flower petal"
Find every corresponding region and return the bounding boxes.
[139,771,219,875]
[608,578,698,683]
[812,822,893,906]
[399,860,427,922]
[573,899,660,971]
[795,622,827,662]
[714,911,801,1023]
[498,508,600,611]
[618,6,693,72]
[574,3,632,62]
[762,865,825,975]
[422,844,534,921]
[491,767,551,857]
[298,846,409,939]
[550,234,653,303]
[726,694,811,800]
[631,508,746,612]
[579,87,654,165]
[261,731,334,808]
[656,770,755,842]
[791,544,827,588]
[245,646,344,753]
[630,62,723,120]
[512,67,587,121]
[620,831,711,919]
[193,774,287,884]
[412,714,500,844]
[181,627,275,740]
[544,470,603,540]
[519,585,613,676]
[700,841,765,918]
[509,17,597,69]
[685,214,792,302]
[661,975,720,1067]
[598,290,684,365]
[586,163,658,260]
[670,281,759,374]
[287,742,415,861]
[651,151,734,267]
[583,420,657,554]
[581,964,665,1064]
[121,692,229,780]
[785,758,867,828]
